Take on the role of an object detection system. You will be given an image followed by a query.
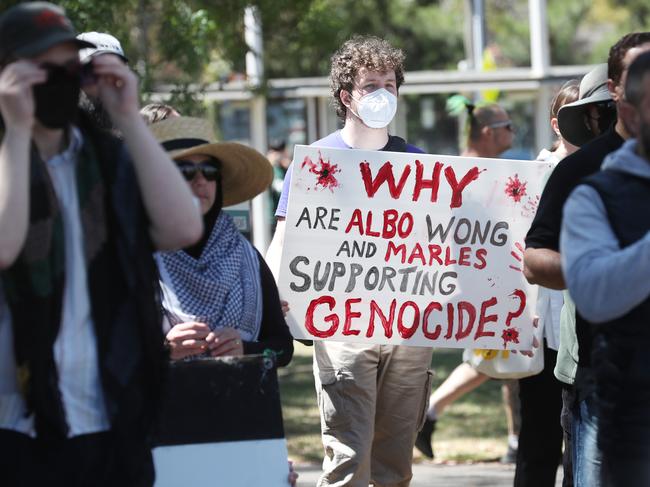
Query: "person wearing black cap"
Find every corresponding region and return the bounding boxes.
[523,32,650,486]
[0,3,202,486]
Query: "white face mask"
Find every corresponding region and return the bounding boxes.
[350,88,398,129]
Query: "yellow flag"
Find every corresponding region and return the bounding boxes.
[481,47,500,102]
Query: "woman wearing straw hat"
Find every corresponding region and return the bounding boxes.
[149,116,294,366]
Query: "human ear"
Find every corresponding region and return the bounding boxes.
[608,78,623,103]
[339,89,352,109]
[550,117,561,137]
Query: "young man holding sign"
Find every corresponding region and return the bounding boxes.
[268,36,433,487]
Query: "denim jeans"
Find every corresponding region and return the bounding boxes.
[592,334,650,487]
[571,392,601,487]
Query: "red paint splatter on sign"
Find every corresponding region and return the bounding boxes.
[506,289,527,327]
[502,327,520,348]
[521,194,540,217]
[509,242,525,272]
[504,174,527,203]
[301,152,340,191]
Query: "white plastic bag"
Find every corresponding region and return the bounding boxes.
[462,345,544,380]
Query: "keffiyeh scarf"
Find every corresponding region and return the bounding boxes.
[157,213,263,341]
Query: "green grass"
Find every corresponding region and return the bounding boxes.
[279,344,510,464]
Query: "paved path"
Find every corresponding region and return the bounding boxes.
[296,462,564,486]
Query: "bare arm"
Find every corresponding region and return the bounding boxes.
[0,127,32,268]
[523,247,566,290]
[93,56,202,251]
[266,218,286,281]
[0,62,46,268]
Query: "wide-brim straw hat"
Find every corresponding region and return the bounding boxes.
[150,116,273,207]
[557,63,613,147]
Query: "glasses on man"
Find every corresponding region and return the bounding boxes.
[486,120,515,132]
[175,160,220,182]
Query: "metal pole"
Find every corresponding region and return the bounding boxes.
[535,84,554,154]
[245,5,271,253]
[317,96,331,139]
[471,0,485,72]
[529,0,552,153]
[529,0,550,77]
[306,97,317,143]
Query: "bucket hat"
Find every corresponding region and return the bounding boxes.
[150,117,273,206]
[558,64,613,146]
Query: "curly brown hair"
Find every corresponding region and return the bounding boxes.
[140,103,180,125]
[608,32,650,86]
[329,36,405,121]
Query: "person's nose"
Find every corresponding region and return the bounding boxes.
[192,171,208,186]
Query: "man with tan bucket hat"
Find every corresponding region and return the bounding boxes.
[148,116,294,365]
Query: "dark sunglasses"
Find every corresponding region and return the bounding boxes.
[175,160,221,182]
[40,60,97,86]
[487,120,515,132]
[585,101,616,121]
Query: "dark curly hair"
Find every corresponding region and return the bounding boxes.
[608,32,650,86]
[140,103,180,125]
[329,36,405,121]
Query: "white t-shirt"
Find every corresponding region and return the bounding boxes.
[534,149,564,350]
[0,128,109,436]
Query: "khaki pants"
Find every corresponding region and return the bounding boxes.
[314,341,433,487]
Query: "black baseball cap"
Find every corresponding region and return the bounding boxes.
[0,2,95,63]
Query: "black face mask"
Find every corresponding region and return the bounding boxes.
[33,63,82,129]
[595,101,617,134]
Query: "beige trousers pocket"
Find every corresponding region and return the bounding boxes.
[318,370,352,432]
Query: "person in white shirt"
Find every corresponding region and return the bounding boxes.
[0,3,201,486]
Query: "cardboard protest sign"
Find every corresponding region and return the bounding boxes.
[154,355,290,487]
[278,146,552,350]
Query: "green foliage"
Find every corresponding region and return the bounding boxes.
[1,0,648,104]
[158,1,217,81]
[546,0,593,65]
[486,0,531,67]
[484,0,650,68]
[164,84,208,117]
